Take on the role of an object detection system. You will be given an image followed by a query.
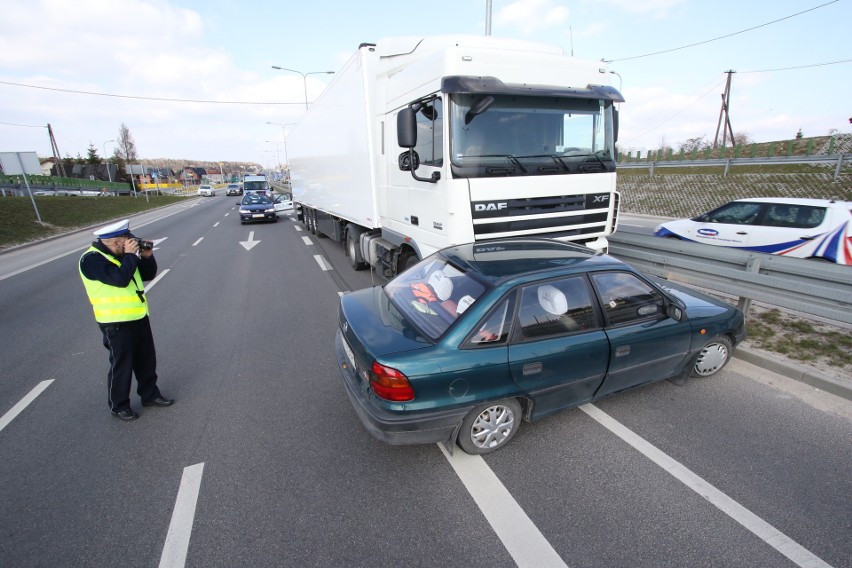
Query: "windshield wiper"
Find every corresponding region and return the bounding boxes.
[476,154,528,174]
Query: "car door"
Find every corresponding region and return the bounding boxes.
[688,200,764,247]
[589,271,691,398]
[507,277,610,420]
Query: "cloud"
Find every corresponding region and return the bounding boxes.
[495,0,570,35]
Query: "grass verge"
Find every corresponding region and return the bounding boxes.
[0,195,191,249]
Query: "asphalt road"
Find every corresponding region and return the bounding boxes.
[1,198,849,568]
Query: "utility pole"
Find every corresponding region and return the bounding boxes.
[47,123,67,177]
[713,70,736,148]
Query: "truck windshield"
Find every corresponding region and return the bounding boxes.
[449,94,614,178]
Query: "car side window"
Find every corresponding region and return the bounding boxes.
[517,277,597,340]
[762,204,826,228]
[703,202,762,225]
[467,296,514,346]
[590,272,665,326]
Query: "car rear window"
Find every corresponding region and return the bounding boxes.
[385,256,489,340]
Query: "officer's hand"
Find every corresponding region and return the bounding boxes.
[124,238,139,255]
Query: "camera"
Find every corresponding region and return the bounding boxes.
[134,238,154,251]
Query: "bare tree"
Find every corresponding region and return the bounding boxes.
[117,123,138,162]
[677,135,708,153]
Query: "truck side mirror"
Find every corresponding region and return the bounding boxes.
[397,107,417,148]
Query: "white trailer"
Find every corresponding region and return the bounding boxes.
[287,35,624,276]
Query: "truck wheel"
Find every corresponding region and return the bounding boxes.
[307,209,316,234]
[691,335,733,377]
[346,229,368,270]
[457,399,522,455]
[400,251,419,272]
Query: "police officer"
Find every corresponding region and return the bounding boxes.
[79,219,173,421]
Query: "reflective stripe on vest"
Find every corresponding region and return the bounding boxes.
[79,247,149,323]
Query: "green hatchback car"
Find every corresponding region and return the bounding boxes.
[335,239,746,454]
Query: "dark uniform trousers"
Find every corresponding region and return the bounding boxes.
[100,316,162,412]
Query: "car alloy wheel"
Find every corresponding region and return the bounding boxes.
[458,399,522,454]
[691,336,733,377]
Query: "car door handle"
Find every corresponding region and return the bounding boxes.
[523,362,542,376]
[736,231,748,235]
[615,346,630,357]
[799,235,815,241]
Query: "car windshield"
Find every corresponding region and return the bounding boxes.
[242,195,271,205]
[385,255,490,340]
[244,180,268,191]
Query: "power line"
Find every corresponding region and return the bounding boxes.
[0,80,302,105]
[739,57,852,73]
[0,121,46,128]
[604,0,839,63]
[620,78,725,146]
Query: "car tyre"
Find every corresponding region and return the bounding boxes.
[457,399,522,455]
[691,335,733,377]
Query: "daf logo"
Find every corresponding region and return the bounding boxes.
[474,202,508,211]
[592,195,610,203]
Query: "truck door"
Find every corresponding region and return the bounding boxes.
[389,100,446,241]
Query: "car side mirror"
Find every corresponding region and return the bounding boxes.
[667,303,684,321]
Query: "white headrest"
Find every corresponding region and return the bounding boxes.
[538,284,568,315]
[427,271,453,301]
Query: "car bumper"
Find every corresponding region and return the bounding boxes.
[335,330,468,446]
[239,212,276,222]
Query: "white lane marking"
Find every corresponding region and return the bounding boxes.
[192,238,203,247]
[439,444,568,568]
[213,222,219,227]
[158,462,205,568]
[579,404,833,568]
[0,380,54,433]
[313,255,332,271]
[294,225,303,232]
[145,268,170,292]
[224,212,230,217]
[301,236,313,246]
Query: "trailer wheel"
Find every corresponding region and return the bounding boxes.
[306,209,316,234]
[346,228,368,271]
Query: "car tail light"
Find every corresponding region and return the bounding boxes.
[369,361,414,402]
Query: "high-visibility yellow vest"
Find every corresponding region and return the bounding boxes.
[79,247,149,323]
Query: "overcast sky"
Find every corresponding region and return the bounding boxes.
[1,0,849,166]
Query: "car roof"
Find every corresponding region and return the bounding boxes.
[439,238,627,285]
[732,197,850,207]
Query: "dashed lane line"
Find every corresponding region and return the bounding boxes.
[158,462,205,568]
[580,404,833,568]
[0,380,54,433]
[439,443,569,568]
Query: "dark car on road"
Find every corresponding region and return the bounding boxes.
[238,193,276,224]
[336,238,746,454]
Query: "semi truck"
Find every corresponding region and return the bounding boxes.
[287,35,624,276]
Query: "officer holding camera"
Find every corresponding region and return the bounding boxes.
[79,219,173,421]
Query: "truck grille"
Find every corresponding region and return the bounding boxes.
[471,192,612,239]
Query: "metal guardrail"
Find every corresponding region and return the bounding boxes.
[608,232,852,325]
[618,153,850,180]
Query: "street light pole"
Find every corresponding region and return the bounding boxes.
[271,66,334,110]
[102,139,115,183]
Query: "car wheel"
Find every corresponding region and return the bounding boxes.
[691,335,733,377]
[457,399,522,455]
